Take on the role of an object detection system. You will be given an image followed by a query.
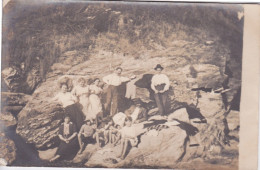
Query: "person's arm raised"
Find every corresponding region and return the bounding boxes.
[121,76,130,83]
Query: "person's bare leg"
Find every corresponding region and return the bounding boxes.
[117,139,125,158]
[112,134,116,145]
[114,135,120,146]
[78,134,84,154]
[50,154,60,162]
[78,134,83,148]
[94,133,101,147]
[109,130,113,144]
[104,131,109,144]
[95,116,99,126]
[121,139,130,159]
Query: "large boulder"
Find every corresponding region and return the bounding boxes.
[197,91,224,118]
[1,92,31,117]
[16,101,64,149]
[226,110,239,131]
[1,67,22,92]
[1,67,41,94]
[75,123,187,168]
[0,112,17,128]
[124,126,186,168]
[15,75,87,149]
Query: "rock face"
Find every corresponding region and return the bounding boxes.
[7,4,241,168]
[0,112,17,128]
[123,126,186,168]
[72,123,187,168]
[0,132,16,165]
[1,92,31,116]
[1,67,41,94]
[226,110,239,131]
[16,101,64,149]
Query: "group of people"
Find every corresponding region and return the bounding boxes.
[50,64,171,162]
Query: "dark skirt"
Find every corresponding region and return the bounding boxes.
[56,137,79,159]
[64,104,84,131]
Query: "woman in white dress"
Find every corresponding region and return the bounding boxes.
[86,78,103,123]
[71,78,90,118]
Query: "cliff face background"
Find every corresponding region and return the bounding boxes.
[1,1,242,169]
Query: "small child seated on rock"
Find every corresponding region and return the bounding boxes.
[78,120,101,154]
[109,124,121,146]
[117,117,138,160]
[103,121,113,145]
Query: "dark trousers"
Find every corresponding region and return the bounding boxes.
[154,91,168,116]
[64,104,84,132]
[105,85,119,116]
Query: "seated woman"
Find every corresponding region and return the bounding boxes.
[117,117,138,160]
[50,116,79,162]
[86,78,103,125]
[78,120,101,154]
[52,81,84,131]
[71,77,90,118]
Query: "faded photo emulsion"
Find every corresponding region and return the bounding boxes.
[1,1,245,169]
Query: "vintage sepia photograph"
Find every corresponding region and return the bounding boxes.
[1,0,245,169]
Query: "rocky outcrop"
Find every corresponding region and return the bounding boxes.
[72,123,187,168]
[16,101,64,149]
[2,3,242,168]
[1,92,31,115]
[226,110,239,131]
[1,67,41,94]
[0,112,17,128]
[0,132,16,165]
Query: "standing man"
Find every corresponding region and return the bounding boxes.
[151,64,170,116]
[103,67,130,116]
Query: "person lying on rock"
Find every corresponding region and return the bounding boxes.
[117,117,138,160]
[78,120,101,154]
[53,81,84,131]
[151,64,170,117]
[125,98,148,124]
[50,116,79,162]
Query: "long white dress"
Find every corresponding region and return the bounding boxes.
[86,84,103,120]
[71,85,90,118]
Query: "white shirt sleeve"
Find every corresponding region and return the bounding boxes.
[102,74,111,84]
[163,74,170,92]
[151,75,157,92]
[120,76,130,82]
